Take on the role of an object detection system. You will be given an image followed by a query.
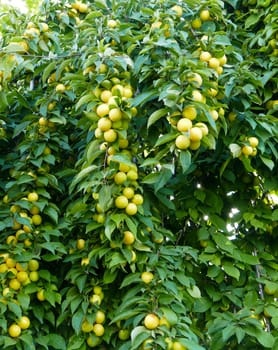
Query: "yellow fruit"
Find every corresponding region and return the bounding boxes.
[126,203,138,215]
[208,57,220,69]
[8,324,21,338]
[40,22,49,32]
[94,128,103,139]
[78,3,88,13]
[3,287,10,297]
[151,21,162,30]
[248,137,259,147]
[28,192,39,202]
[119,163,130,172]
[18,316,30,329]
[195,122,209,136]
[191,18,202,29]
[175,135,190,150]
[17,271,29,283]
[30,205,40,215]
[87,334,101,347]
[76,239,85,250]
[108,19,118,28]
[123,187,135,199]
[96,104,110,118]
[104,129,117,143]
[192,90,204,103]
[95,310,105,324]
[0,264,8,273]
[219,54,227,66]
[177,118,192,132]
[10,205,20,213]
[208,88,218,97]
[37,289,45,301]
[123,231,135,245]
[28,259,39,271]
[132,194,144,205]
[171,5,183,17]
[114,172,127,185]
[199,51,212,62]
[98,118,112,131]
[93,286,102,295]
[228,112,237,121]
[188,73,203,87]
[9,278,21,290]
[189,127,203,142]
[55,84,66,93]
[119,138,129,149]
[141,271,154,284]
[127,170,138,181]
[82,320,94,333]
[144,313,160,330]
[190,141,201,150]
[81,257,90,266]
[209,110,219,121]
[241,145,253,156]
[90,294,101,305]
[109,108,122,122]
[100,90,112,103]
[6,235,17,245]
[93,323,105,337]
[159,316,170,328]
[182,106,197,120]
[115,195,129,209]
[32,214,42,226]
[6,258,16,268]
[111,84,124,96]
[172,341,186,350]
[216,66,223,75]
[38,117,48,127]
[200,9,211,21]
[29,271,39,282]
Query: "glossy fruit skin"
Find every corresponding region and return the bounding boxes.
[175,135,190,150]
[141,271,154,284]
[8,324,21,337]
[125,203,138,215]
[18,316,30,329]
[144,313,160,329]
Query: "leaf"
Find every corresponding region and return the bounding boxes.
[179,150,191,173]
[154,133,177,147]
[187,285,201,298]
[260,156,274,170]
[147,108,168,128]
[245,13,263,29]
[160,307,178,326]
[222,262,240,280]
[132,90,157,107]
[120,273,141,288]
[130,327,150,350]
[72,309,84,334]
[48,334,67,349]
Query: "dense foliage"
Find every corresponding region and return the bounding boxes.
[0,0,277,349]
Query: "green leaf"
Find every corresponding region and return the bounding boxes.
[187,285,201,298]
[72,309,84,334]
[132,90,157,107]
[260,156,274,170]
[154,133,177,147]
[147,108,168,128]
[179,150,191,173]
[222,262,240,280]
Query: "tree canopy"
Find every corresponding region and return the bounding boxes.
[0,0,277,349]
